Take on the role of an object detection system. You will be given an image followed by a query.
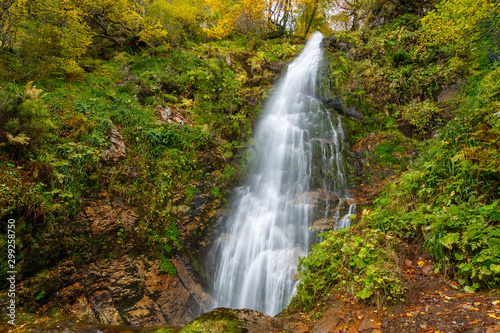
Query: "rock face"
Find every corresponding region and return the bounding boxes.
[19,254,213,326]
[17,196,214,327]
[320,96,366,124]
[156,105,191,125]
[103,125,127,162]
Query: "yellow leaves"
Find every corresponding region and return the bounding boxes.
[204,14,238,39]
[16,0,144,59]
[23,0,94,58]
[203,0,268,38]
[25,81,43,100]
[138,22,169,45]
[57,58,86,81]
[418,0,500,56]
[6,133,30,146]
[141,0,204,44]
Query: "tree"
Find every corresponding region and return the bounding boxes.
[417,0,500,58]
[140,0,205,45]
[0,0,21,47]
[81,0,143,47]
[202,0,267,39]
[202,0,337,39]
[266,0,294,37]
[295,0,340,37]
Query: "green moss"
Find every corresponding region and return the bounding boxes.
[181,309,246,333]
[373,141,405,166]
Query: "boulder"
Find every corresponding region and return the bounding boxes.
[183,307,278,333]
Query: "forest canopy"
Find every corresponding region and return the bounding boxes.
[0,0,415,53]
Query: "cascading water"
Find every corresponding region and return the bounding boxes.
[210,32,354,316]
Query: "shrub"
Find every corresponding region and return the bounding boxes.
[0,83,55,153]
[291,228,405,311]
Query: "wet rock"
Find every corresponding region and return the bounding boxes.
[311,315,340,333]
[88,289,123,324]
[322,97,343,113]
[292,189,340,205]
[488,48,500,64]
[262,60,288,75]
[183,307,277,333]
[322,35,350,55]
[285,320,309,333]
[345,106,366,124]
[103,126,127,163]
[321,98,366,123]
[397,118,414,139]
[6,318,168,332]
[20,254,213,327]
[80,202,138,237]
[122,296,168,326]
[70,295,98,323]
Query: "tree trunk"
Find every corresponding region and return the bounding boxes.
[303,0,319,38]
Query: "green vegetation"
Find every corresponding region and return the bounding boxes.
[1,0,499,325]
[0,7,304,312]
[290,227,405,311]
[368,67,500,291]
[179,309,247,333]
[292,0,500,314]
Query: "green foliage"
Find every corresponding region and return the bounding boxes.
[366,66,500,291]
[154,329,174,333]
[326,13,468,125]
[149,222,182,276]
[210,186,221,197]
[400,100,441,134]
[180,309,244,333]
[0,6,301,312]
[159,254,178,276]
[0,83,55,152]
[259,42,303,62]
[141,0,205,46]
[40,141,100,215]
[373,141,406,166]
[185,186,200,205]
[0,160,45,219]
[291,228,405,311]
[418,0,500,60]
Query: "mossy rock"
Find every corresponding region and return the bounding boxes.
[180,308,277,333]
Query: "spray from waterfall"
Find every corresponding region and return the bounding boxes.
[210,32,354,316]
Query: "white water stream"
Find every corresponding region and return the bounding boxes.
[211,32,353,316]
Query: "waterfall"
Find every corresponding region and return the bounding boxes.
[210,32,354,316]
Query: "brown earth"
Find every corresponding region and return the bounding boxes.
[278,241,500,333]
[5,242,500,332]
